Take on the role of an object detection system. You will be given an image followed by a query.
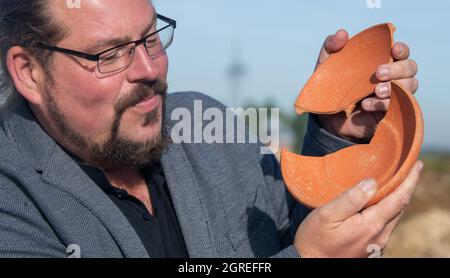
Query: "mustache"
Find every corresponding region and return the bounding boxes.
[114,78,168,114]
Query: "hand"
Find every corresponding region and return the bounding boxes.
[315,30,419,143]
[293,161,424,258]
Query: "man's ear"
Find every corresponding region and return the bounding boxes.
[6,46,45,106]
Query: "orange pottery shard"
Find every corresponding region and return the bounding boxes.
[280,23,424,209]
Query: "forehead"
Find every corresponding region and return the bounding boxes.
[51,0,155,45]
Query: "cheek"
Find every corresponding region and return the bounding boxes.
[50,67,122,137]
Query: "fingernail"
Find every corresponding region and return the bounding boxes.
[359,179,377,193]
[397,45,404,56]
[363,99,373,108]
[378,67,390,79]
[379,85,389,98]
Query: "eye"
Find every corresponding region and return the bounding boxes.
[100,45,131,62]
[102,51,120,61]
[146,36,161,48]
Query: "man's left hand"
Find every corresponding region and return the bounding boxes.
[315,29,419,143]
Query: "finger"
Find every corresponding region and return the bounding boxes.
[362,97,390,112]
[373,79,419,100]
[376,60,418,82]
[324,29,349,54]
[363,161,424,225]
[316,29,349,69]
[395,78,419,95]
[318,179,377,223]
[392,42,411,61]
[374,210,404,248]
[375,82,392,99]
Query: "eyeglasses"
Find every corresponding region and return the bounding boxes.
[36,14,176,74]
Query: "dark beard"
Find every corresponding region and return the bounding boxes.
[47,78,170,170]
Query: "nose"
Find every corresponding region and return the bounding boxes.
[126,44,160,83]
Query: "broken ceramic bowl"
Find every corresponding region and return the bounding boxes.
[280,23,424,209]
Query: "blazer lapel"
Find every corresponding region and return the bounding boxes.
[40,145,149,258]
[161,142,216,258]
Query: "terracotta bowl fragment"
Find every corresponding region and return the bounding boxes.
[280,23,424,209]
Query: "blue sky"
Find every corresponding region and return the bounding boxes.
[154,0,450,150]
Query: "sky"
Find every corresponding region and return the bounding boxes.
[154,0,450,151]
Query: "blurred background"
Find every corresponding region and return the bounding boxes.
[155,0,450,257]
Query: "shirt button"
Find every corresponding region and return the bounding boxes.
[143,212,152,221]
[113,189,125,198]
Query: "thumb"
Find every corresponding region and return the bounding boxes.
[316,29,349,70]
[318,179,377,222]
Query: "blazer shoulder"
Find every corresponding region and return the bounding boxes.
[166,91,227,113]
[0,128,29,172]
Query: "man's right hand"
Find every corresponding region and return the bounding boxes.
[294,161,424,258]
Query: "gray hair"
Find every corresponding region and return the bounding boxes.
[0,0,65,111]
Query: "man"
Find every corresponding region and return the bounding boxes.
[0,0,422,258]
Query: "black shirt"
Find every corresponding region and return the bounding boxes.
[80,163,188,258]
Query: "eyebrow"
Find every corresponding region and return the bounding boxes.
[83,13,157,53]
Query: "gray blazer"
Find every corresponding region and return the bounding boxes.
[0,92,352,258]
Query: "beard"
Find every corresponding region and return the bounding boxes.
[46,78,170,170]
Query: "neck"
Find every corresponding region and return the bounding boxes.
[104,167,144,189]
[105,166,155,215]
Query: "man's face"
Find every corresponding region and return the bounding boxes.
[38,0,169,169]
